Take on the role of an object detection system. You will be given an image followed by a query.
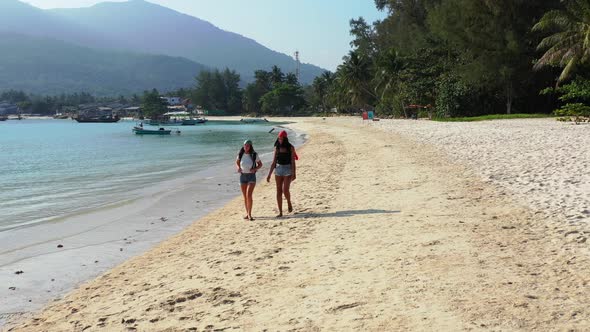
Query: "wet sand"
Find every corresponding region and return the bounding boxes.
[0,164,242,326]
[5,117,589,331]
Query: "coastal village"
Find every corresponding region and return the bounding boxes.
[0,96,201,121]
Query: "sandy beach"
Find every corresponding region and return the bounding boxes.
[5,117,589,331]
[370,118,590,225]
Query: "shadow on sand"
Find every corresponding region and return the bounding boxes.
[253,209,400,221]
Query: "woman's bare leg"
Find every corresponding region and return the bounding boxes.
[247,182,256,220]
[283,176,293,213]
[240,183,249,219]
[275,176,284,217]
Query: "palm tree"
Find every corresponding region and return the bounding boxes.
[321,72,336,112]
[533,0,590,83]
[285,73,298,85]
[337,50,375,107]
[312,76,327,108]
[254,70,273,91]
[321,71,334,85]
[326,76,350,113]
[312,71,335,113]
[373,48,404,100]
[270,65,284,86]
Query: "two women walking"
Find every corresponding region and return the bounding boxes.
[236,130,297,220]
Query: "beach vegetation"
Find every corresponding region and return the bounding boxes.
[1,89,28,104]
[285,73,299,86]
[271,65,286,87]
[532,0,590,83]
[260,83,306,115]
[304,0,590,120]
[310,73,328,114]
[554,103,590,120]
[432,114,554,122]
[542,78,590,102]
[542,77,590,122]
[242,70,274,114]
[140,89,168,119]
[191,68,242,115]
[0,89,115,115]
[241,67,306,115]
[337,50,376,108]
[373,48,403,104]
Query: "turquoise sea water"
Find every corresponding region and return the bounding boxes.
[0,119,281,231]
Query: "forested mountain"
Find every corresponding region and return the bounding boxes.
[0,32,206,96]
[49,0,324,83]
[0,0,111,48]
[0,0,324,91]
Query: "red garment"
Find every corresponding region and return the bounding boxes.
[277,130,298,159]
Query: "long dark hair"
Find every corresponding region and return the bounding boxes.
[274,137,291,148]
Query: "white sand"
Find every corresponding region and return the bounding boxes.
[370,118,590,227]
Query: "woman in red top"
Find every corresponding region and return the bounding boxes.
[267,130,297,217]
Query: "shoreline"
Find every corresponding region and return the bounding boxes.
[0,162,241,325]
[5,117,589,331]
[0,120,306,327]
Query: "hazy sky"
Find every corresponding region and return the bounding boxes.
[21,0,387,71]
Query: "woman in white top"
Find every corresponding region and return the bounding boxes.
[236,139,262,221]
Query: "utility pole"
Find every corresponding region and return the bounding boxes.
[294,50,301,82]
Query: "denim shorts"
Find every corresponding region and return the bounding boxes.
[275,164,292,177]
[240,173,256,184]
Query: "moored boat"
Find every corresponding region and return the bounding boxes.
[75,115,120,123]
[147,118,183,126]
[240,117,268,123]
[132,126,180,135]
[181,118,207,125]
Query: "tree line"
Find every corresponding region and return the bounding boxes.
[0,90,143,115]
[188,66,306,116]
[305,0,590,119]
[140,66,308,118]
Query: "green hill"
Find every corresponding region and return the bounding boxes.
[0,32,207,96]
